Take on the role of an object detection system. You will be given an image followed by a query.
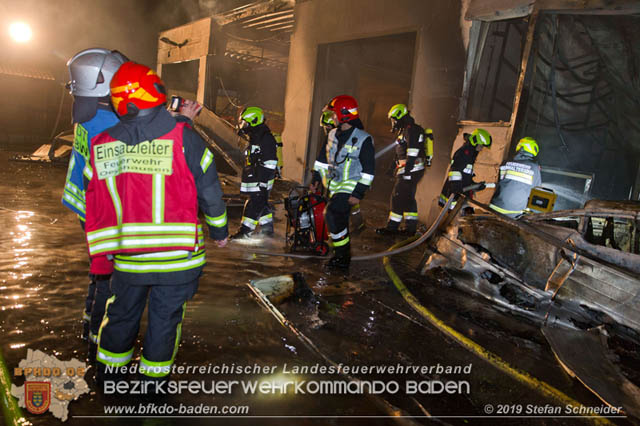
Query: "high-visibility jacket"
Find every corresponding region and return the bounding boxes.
[489,151,542,217]
[313,127,375,197]
[84,122,201,257]
[62,106,119,220]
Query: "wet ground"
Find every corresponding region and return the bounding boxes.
[0,150,636,425]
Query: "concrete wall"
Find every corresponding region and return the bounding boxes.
[281,0,467,223]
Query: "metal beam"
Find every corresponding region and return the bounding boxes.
[537,0,640,14]
[241,10,293,24]
[505,9,539,149]
[243,14,294,28]
[269,24,293,32]
[254,20,295,30]
[215,0,294,26]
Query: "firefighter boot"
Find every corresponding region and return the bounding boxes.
[376,212,401,236]
[326,243,351,269]
[231,226,254,240]
[400,221,418,236]
[259,223,274,237]
[376,222,399,236]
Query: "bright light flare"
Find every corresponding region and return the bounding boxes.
[9,22,32,43]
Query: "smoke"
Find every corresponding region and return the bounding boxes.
[1,0,250,78]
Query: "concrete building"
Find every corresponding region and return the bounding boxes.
[281,0,467,223]
[153,0,640,222]
[281,0,640,222]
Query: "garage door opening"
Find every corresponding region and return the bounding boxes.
[306,32,417,200]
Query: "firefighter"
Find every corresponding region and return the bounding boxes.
[489,137,541,217]
[312,95,375,269]
[316,110,365,232]
[438,128,492,209]
[232,107,278,239]
[376,104,433,236]
[85,62,228,384]
[62,48,127,347]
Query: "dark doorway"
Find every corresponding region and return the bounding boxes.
[306,32,417,200]
[162,60,200,101]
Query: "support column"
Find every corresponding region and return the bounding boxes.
[197,55,208,106]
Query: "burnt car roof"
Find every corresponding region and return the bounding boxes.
[583,199,640,213]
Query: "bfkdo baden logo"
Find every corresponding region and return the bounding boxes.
[11,349,90,422]
[25,381,51,414]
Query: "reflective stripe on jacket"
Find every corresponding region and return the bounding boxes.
[240,124,277,193]
[394,122,426,175]
[489,151,541,216]
[440,143,478,198]
[85,122,200,257]
[62,108,119,219]
[315,127,373,196]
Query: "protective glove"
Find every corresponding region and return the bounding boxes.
[476,182,486,191]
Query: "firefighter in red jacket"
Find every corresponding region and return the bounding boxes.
[318,109,365,232]
[84,62,228,384]
[312,95,375,269]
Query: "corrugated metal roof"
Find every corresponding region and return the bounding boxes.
[0,64,55,81]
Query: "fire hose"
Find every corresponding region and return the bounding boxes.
[227,195,455,260]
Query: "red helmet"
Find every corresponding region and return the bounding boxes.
[110,61,167,116]
[327,95,359,123]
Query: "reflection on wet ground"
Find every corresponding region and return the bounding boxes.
[0,151,634,425]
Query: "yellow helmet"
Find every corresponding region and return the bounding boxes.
[516,137,539,157]
[468,128,492,147]
[387,103,408,120]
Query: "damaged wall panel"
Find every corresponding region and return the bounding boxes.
[451,122,512,204]
[456,0,640,212]
[156,17,216,66]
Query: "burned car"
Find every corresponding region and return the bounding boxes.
[422,199,640,336]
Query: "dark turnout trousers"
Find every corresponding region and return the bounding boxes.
[96,273,198,379]
[325,192,352,259]
[386,170,424,233]
[240,190,273,233]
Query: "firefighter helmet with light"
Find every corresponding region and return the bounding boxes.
[66,48,128,97]
[387,104,408,121]
[388,103,409,132]
[237,106,265,136]
[327,95,359,123]
[468,128,492,147]
[320,110,337,130]
[515,137,539,157]
[239,106,265,127]
[110,61,167,117]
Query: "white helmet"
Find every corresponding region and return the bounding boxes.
[66,48,127,97]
